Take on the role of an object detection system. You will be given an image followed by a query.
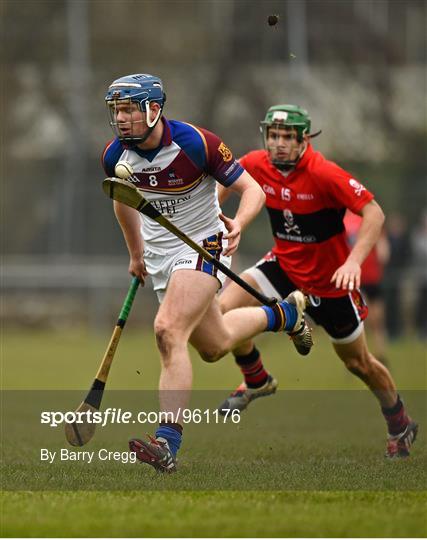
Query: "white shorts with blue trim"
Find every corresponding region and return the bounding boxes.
[144,232,231,303]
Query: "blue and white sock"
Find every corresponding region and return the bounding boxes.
[261,300,297,332]
[155,424,182,457]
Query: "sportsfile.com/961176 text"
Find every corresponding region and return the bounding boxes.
[40,407,241,428]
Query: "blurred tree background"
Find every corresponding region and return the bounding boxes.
[1,0,426,329]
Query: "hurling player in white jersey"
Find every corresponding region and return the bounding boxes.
[102,74,313,473]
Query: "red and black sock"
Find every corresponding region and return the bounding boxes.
[382,395,410,436]
[234,347,268,389]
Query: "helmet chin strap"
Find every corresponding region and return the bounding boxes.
[145,100,162,128]
[272,159,298,171]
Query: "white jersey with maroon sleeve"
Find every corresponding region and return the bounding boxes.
[102,118,243,255]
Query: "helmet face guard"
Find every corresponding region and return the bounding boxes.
[260,105,312,171]
[105,74,166,145]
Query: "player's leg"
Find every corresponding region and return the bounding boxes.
[130,267,289,470]
[309,291,418,458]
[333,332,418,458]
[191,293,284,362]
[227,255,313,356]
[130,269,220,472]
[153,269,282,397]
[131,251,312,470]
[213,255,312,414]
[190,272,308,364]
[189,286,278,414]
[219,273,262,378]
[212,272,278,413]
[333,331,396,405]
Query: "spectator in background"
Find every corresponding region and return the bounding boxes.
[344,210,390,364]
[384,213,411,340]
[411,210,427,340]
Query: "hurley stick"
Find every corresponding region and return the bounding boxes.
[65,276,140,446]
[102,177,277,307]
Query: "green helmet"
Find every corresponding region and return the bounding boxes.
[260,104,316,171]
[260,104,311,142]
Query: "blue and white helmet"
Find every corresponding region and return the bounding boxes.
[105,74,166,143]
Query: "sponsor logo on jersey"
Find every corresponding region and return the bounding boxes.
[283,209,302,235]
[151,196,191,216]
[297,193,314,200]
[125,176,139,184]
[218,142,233,162]
[276,232,317,243]
[224,162,237,176]
[349,179,366,196]
[168,178,184,186]
[141,166,162,173]
[263,184,276,196]
[281,188,291,201]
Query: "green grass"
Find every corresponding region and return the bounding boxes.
[1,328,426,537]
[3,328,426,390]
[2,491,426,538]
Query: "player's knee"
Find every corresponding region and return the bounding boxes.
[198,345,228,363]
[342,352,373,379]
[154,325,173,358]
[154,318,183,358]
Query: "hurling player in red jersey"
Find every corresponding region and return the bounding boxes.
[217,105,418,458]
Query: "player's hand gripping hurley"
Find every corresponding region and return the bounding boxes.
[103,177,277,307]
[65,276,140,446]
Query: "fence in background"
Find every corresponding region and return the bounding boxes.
[1,256,424,339]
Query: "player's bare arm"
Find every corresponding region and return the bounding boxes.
[217,183,230,205]
[331,200,385,290]
[220,171,265,256]
[113,200,148,283]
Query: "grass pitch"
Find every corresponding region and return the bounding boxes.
[1,328,426,537]
[2,491,425,538]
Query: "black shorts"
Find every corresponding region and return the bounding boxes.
[245,254,368,342]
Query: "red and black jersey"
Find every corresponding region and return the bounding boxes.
[240,145,374,297]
